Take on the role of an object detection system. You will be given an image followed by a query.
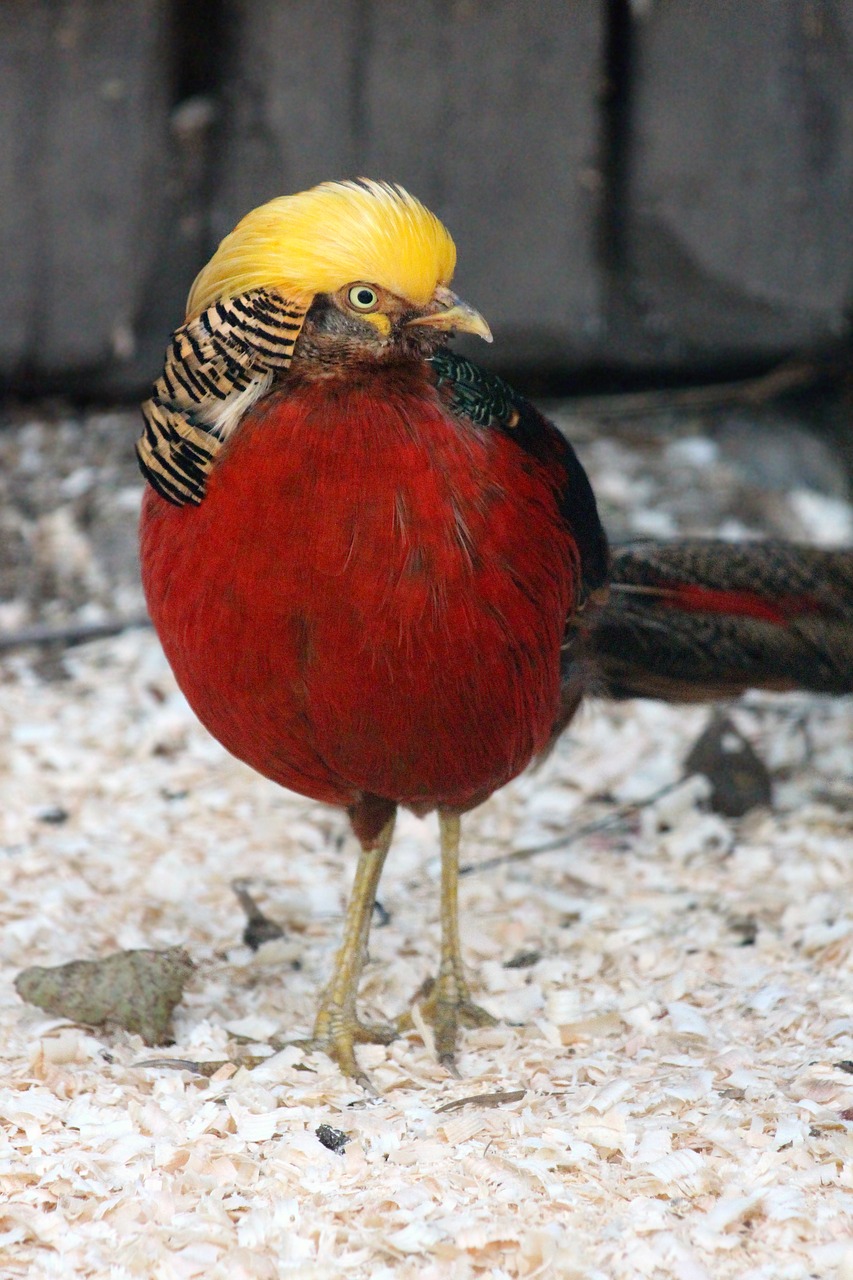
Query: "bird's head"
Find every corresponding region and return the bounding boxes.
[186,179,492,370]
[138,180,493,504]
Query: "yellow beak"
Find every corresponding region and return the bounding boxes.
[405,286,493,343]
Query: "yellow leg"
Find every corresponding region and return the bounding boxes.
[309,815,397,1086]
[401,810,496,1070]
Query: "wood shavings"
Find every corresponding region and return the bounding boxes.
[666,1001,713,1040]
[556,1011,624,1045]
[637,1148,710,1196]
[3,407,853,1277]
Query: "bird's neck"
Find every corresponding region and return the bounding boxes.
[287,322,445,382]
[283,349,435,395]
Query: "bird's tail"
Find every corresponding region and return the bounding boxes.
[587,539,853,702]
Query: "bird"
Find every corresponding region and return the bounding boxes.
[138,178,853,1084]
[137,178,609,1081]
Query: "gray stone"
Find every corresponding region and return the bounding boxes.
[684,713,772,818]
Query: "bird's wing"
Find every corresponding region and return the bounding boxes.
[588,539,853,701]
[427,350,610,606]
[428,350,611,744]
[428,349,521,429]
[137,288,307,506]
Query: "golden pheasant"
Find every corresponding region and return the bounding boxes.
[138,179,853,1084]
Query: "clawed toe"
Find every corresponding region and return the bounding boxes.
[293,1008,398,1088]
[399,975,497,1071]
[350,1018,398,1046]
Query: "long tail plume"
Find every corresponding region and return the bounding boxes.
[588,539,853,702]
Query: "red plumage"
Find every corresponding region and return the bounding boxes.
[140,364,579,820]
[648,582,823,625]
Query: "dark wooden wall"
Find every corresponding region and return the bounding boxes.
[2,0,851,397]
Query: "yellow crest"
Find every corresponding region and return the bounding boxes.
[186,179,457,319]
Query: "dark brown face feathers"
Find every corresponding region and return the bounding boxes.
[292,293,447,376]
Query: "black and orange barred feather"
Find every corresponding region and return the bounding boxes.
[137,288,307,505]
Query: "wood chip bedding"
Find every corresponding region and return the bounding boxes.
[2,405,851,1279]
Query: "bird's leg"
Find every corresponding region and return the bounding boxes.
[400,810,496,1071]
[309,814,397,1084]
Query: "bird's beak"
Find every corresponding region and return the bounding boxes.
[405,286,493,343]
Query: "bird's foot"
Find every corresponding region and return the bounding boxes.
[398,975,497,1074]
[296,1005,398,1091]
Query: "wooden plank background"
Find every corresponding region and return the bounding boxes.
[625,0,853,366]
[1,0,851,396]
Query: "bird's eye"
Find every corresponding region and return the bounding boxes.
[346,284,380,312]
